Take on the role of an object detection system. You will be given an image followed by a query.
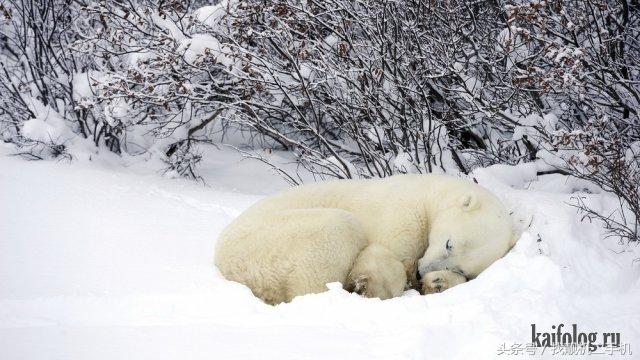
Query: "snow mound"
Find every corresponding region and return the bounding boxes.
[1,147,639,359]
[20,102,72,143]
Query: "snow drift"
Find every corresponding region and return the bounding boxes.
[1,145,639,359]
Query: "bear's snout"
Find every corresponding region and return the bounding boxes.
[418,258,449,276]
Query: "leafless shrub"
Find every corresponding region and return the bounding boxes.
[1,0,638,240]
[505,0,640,242]
[0,0,103,157]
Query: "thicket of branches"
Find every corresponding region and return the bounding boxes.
[0,0,638,241]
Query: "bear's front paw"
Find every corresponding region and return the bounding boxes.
[344,270,404,300]
[421,270,467,294]
[344,273,369,295]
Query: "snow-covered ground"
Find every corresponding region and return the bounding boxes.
[1,145,639,360]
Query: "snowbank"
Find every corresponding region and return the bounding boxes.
[1,146,639,359]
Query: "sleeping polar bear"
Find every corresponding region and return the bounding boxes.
[214,174,516,304]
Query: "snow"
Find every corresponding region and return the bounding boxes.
[1,145,640,359]
[194,1,236,29]
[392,151,413,173]
[179,34,234,67]
[20,101,72,143]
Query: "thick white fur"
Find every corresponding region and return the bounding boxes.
[214,174,515,304]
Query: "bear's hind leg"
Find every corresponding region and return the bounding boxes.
[283,209,369,301]
[216,208,368,304]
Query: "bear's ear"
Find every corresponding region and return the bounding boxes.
[459,193,480,212]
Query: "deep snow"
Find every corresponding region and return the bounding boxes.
[1,145,639,360]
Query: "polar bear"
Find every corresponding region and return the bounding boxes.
[214,174,515,304]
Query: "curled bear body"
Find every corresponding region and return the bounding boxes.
[214,174,515,304]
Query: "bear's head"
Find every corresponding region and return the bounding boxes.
[418,192,516,280]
